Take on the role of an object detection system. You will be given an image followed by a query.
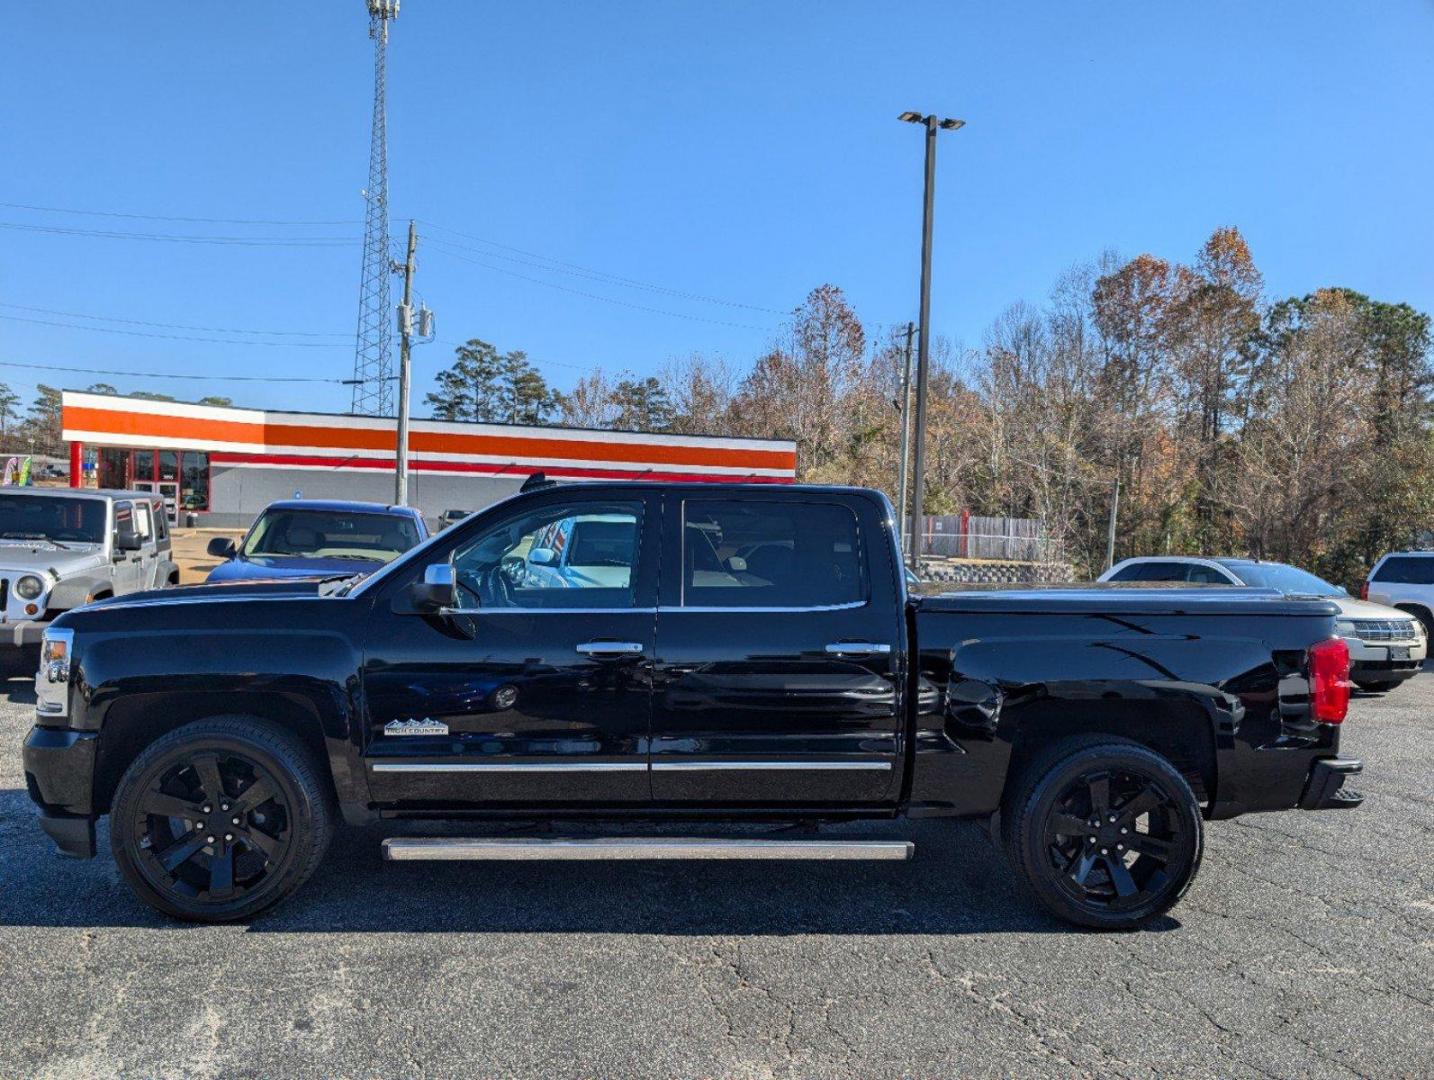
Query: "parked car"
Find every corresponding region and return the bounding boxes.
[0,488,176,676]
[205,500,428,583]
[25,483,1361,929]
[1362,552,1434,638]
[437,508,471,530]
[1100,556,1427,692]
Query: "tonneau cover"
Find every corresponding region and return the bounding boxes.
[911,585,1341,617]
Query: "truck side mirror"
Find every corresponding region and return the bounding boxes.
[409,564,456,612]
[114,528,143,553]
[206,537,237,559]
[527,547,557,567]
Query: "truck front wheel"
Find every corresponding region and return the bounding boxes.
[1003,738,1203,930]
[109,716,333,922]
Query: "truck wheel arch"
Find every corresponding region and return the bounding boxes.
[1001,707,1216,815]
[93,692,342,818]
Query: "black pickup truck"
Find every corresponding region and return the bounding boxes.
[22,481,1362,929]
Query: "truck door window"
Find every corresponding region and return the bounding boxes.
[451,502,643,610]
[681,500,864,609]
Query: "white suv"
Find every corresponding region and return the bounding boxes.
[1363,552,1434,636]
[1100,556,1427,692]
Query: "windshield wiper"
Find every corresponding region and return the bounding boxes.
[0,532,69,547]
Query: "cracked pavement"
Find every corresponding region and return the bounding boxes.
[1,673,1430,1079]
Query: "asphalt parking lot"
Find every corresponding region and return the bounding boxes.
[1,675,1430,1079]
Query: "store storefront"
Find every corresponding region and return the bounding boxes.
[62,390,797,528]
[96,447,210,519]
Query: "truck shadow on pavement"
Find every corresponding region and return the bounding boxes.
[0,788,1178,936]
[0,680,36,707]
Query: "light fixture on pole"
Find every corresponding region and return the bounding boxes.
[898,110,964,566]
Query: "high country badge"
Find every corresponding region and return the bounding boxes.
[384,718,449,736]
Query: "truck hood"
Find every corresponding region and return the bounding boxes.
[0,544,105,577]
[80,576,335,612]
[206,554,385,583]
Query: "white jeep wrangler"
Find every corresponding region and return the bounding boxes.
[0,488,178,675]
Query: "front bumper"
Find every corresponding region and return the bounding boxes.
[1299,757,1364,811]
[23,726,99,857]
[0,619,45,648]
[1343,634,1425,683]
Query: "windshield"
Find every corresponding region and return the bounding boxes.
[1227,562,1342,596]
[0,494,106,544]
[242,509,420,564]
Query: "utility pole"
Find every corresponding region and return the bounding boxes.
[394,219,417,506]
[895,321,915,561]
[1104,469,1121,572]
[898,110,964,566]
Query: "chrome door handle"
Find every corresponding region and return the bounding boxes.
[825,642,893,657]
[576,641,644,657]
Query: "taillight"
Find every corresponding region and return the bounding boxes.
[1308,637,1350,724]
[1359,579,1369,601]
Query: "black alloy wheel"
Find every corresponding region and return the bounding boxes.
[1044,767,1186,912]
[1005,738,1203,930]
[110,716,333,922]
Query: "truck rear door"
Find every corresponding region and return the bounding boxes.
[648,491,905,805]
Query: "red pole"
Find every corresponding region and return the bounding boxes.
[69,441,83,488]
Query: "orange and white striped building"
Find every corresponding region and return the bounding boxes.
[61,390,797,527]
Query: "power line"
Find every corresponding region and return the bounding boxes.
[0,200,359,227]
[0,358,350,384]
[0,313,349,347]
[426,240,777,331]
[0,222,355,247]
[2,200,786,314]
[419,219,786,314]
[0,302,347,338]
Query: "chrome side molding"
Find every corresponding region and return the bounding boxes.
[382,836,914,862]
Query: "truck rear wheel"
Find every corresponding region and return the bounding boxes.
[109,716,333,922]
[1003,737,1203,930]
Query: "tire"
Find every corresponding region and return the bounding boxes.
[1396,604,1434,639]
[109,715,334,922]
[1002,736,1203,930]
[1353,680,1400,693]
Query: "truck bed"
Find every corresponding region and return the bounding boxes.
[911,585,1341,618]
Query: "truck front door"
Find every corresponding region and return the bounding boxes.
[649,493,906,805]
[361,492,660,807]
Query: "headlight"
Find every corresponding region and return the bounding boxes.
[35,627,73,718]
[14,574,44,600]
[1334,619,1357,638]
[1410,619,1427,641]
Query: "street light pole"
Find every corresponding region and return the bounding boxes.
[895,321,915,560]
[899,110,964,567]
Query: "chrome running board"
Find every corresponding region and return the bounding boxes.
[382,836,914,862]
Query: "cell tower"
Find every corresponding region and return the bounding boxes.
[351,0,399,416]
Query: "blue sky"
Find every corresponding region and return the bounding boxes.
[2,1,1431,415]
